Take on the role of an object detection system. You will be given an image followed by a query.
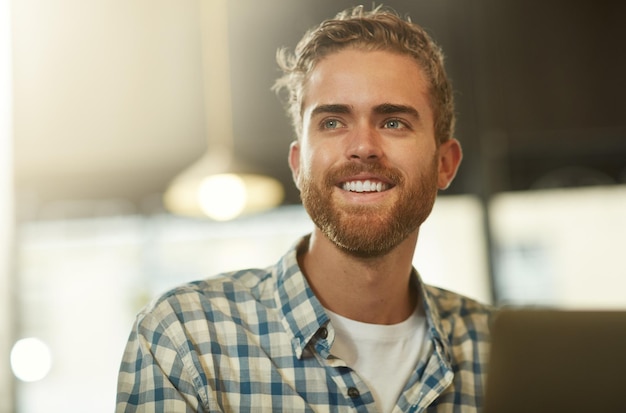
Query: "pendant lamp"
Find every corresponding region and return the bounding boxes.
[163,0,283,221]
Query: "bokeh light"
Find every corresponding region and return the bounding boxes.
[198,174,247,221]
[10,337,53,382]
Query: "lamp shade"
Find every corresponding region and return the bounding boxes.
[162,0,284,220]
[163,151,284,220]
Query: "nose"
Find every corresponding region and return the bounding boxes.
[346,125,384,162]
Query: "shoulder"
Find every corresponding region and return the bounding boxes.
[423,284,494,337]
[136,267,277,333]
[425,284,494,317]
[422,286,494,408]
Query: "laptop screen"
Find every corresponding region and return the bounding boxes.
[483,309,626,413]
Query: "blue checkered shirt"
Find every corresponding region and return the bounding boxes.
[116,237,493,412]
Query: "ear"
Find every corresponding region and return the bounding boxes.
[288,140,302,190]
[437,138,463,190]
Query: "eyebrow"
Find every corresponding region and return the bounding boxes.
[374,103,420,119]
[309,103,420,120]
[309,104,352,118]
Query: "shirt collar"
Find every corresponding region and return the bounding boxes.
[273,235,452,363]
[416,269,453,365]
[274,236,329,359]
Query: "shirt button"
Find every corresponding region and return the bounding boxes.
[347,387,360,398]
[316,327,328,339]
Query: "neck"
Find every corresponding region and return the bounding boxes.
[298,229,419,325]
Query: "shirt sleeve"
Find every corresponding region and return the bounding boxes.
[115,310,212,413]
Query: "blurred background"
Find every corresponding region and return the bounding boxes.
[1,0,625,411]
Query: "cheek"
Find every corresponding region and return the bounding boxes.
[300,144,333,175]
[397,148,438,179]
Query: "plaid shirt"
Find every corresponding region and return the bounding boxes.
[116,237,493,412]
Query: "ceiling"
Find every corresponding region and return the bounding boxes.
[12,0,626,221]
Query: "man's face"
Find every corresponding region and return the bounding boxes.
[289,49,461,258]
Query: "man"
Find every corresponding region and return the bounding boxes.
[117,5,493,412]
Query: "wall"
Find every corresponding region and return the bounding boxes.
[1,0,15,409]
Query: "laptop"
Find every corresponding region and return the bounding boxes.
[483,309,626,413]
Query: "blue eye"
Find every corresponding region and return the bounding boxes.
[383,119,405,129]
[322,119,341,129]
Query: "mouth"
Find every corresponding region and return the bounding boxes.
[340,179,392,193]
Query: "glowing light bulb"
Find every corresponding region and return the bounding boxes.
[10,337,53,382]
[198,173,247,221]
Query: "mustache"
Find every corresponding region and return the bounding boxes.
[323,162,404,187]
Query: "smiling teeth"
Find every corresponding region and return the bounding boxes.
[342,180,388,193]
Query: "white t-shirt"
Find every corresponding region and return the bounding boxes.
[326,307,429,413]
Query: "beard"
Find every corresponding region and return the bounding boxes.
[299,156,439,258]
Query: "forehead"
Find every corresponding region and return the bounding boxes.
[301,49,432,116]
